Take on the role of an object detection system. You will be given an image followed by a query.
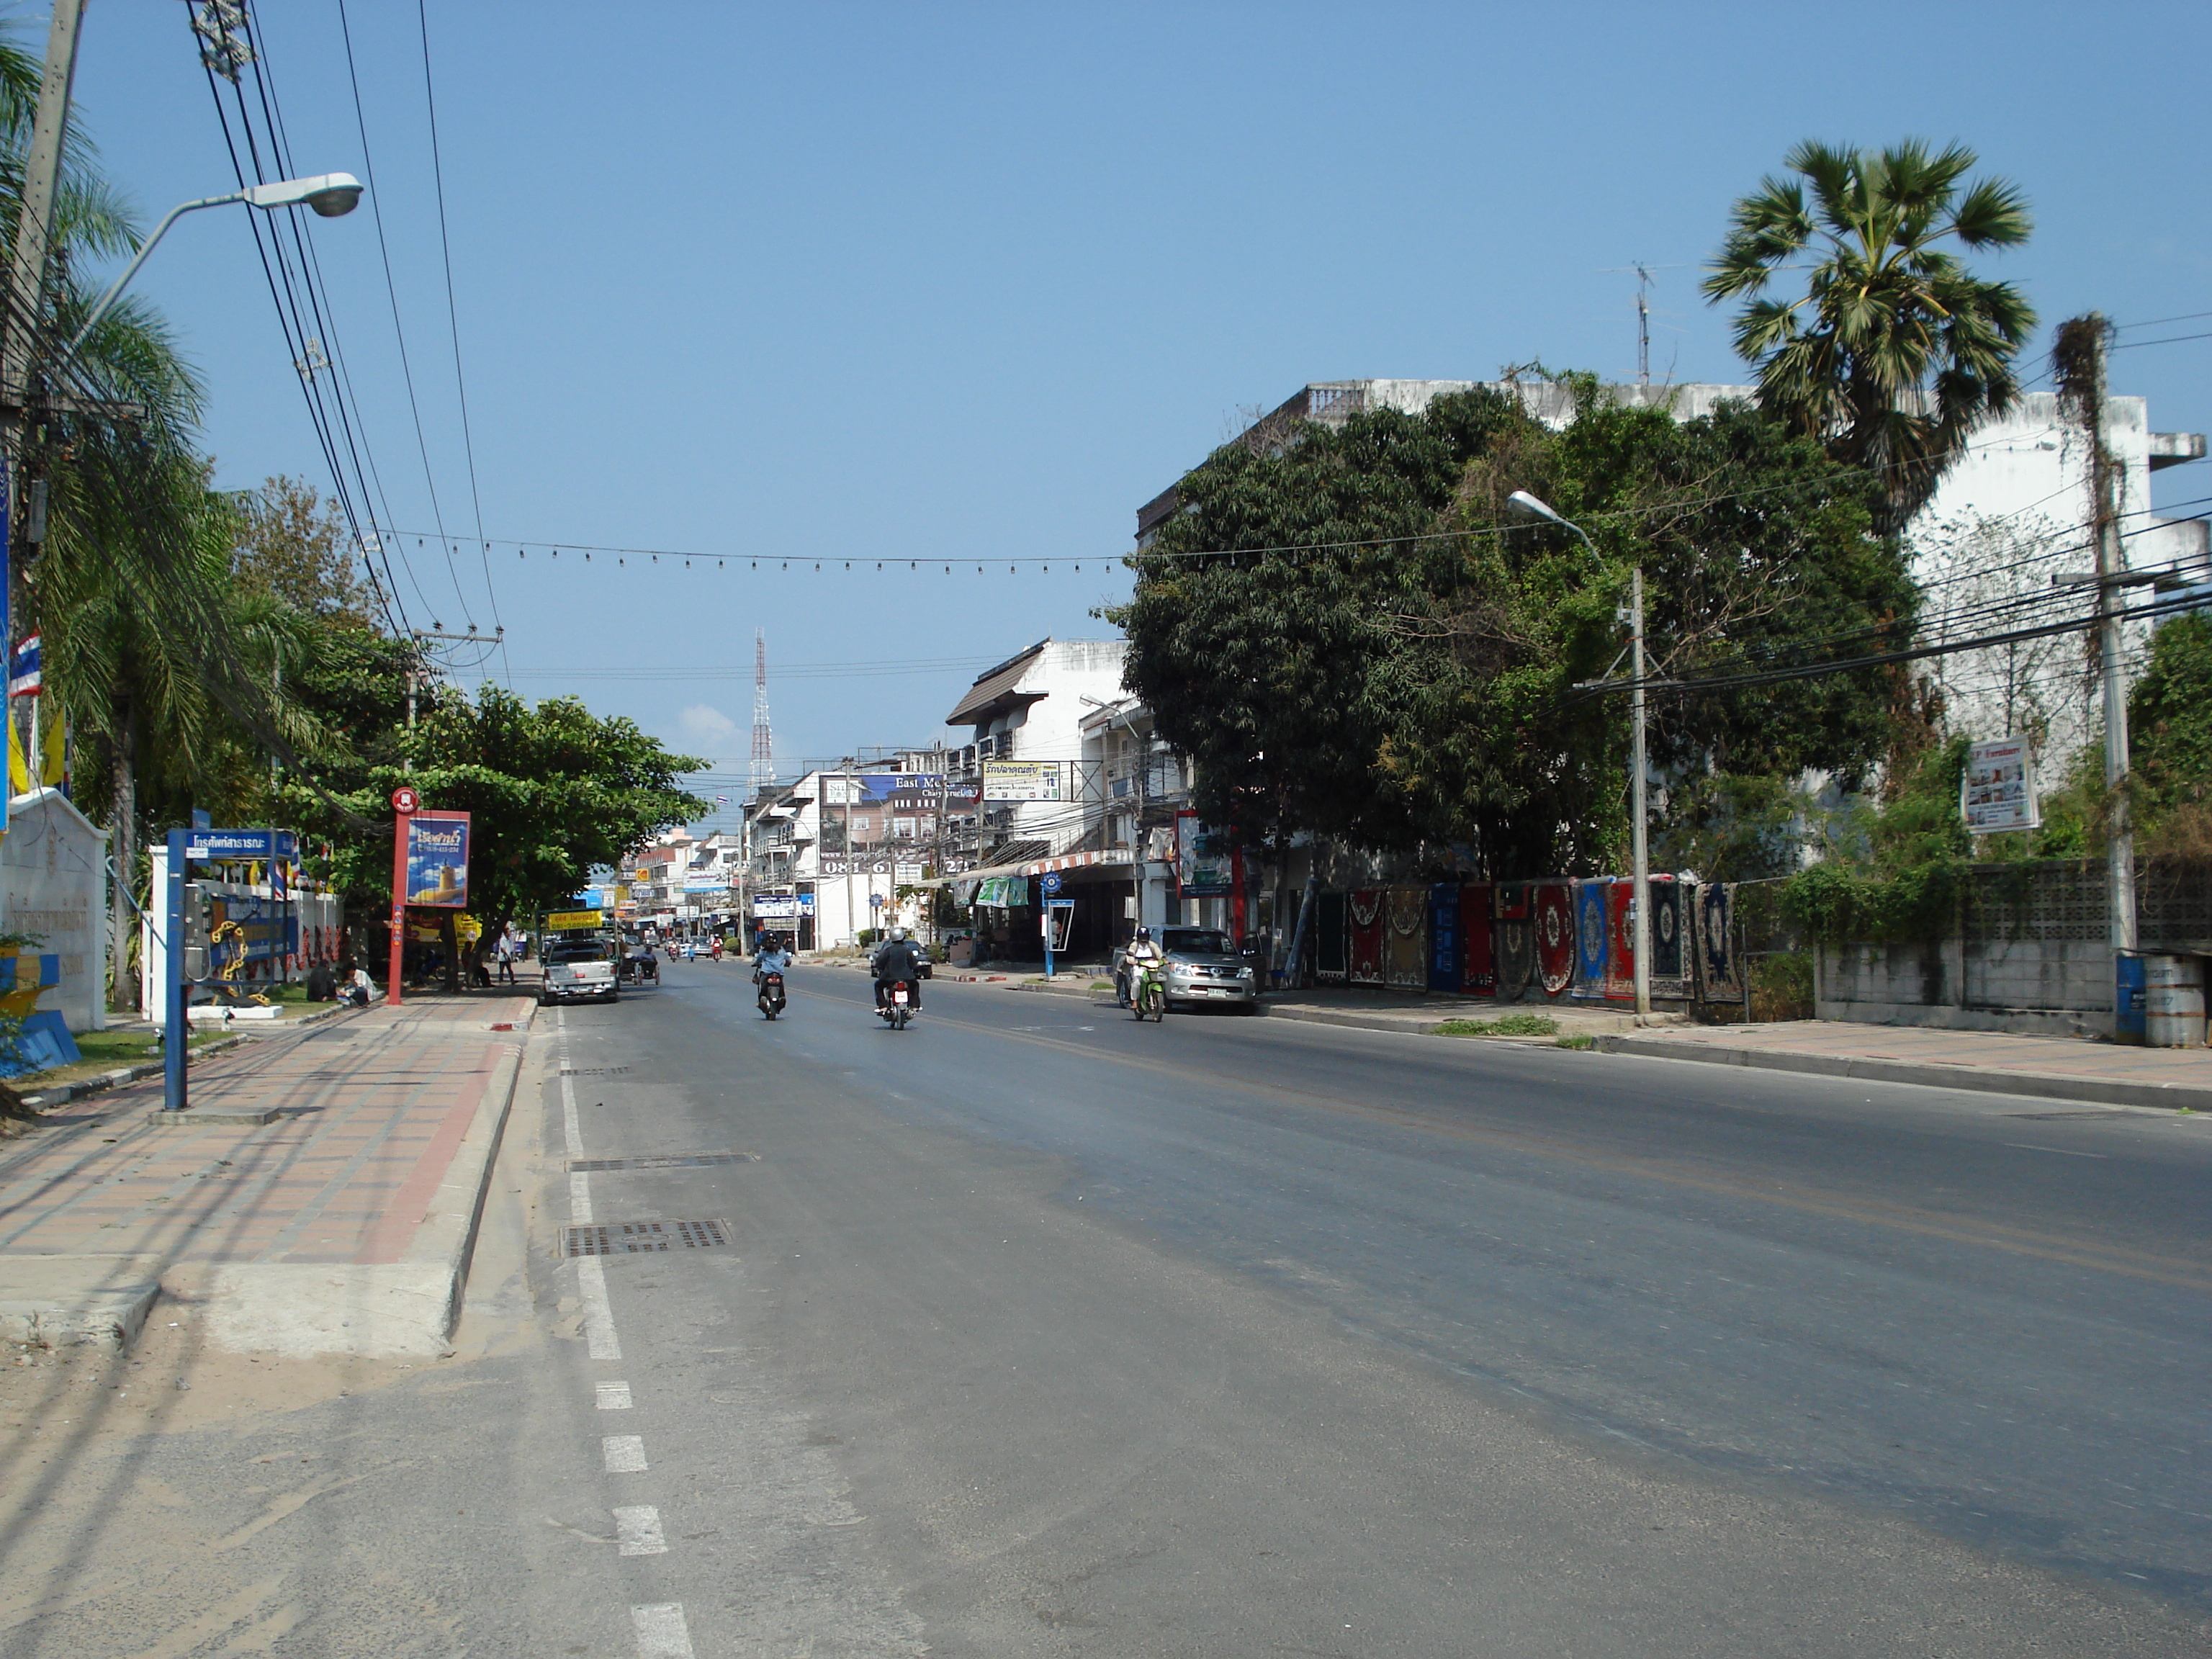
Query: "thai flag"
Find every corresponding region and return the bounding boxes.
[714,795,729,804]
[8,635,39,698]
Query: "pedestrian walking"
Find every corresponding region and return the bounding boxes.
[495,931,518,984]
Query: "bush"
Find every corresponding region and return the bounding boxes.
[1748,950,1814,1021]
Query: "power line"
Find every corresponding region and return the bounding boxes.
[414,0,507,685]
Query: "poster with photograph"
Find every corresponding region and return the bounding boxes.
[1961,737,2038,832]
[1174,809,1232,897]
[405,811,472,907]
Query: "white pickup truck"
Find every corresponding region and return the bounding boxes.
[540,939,619,1006]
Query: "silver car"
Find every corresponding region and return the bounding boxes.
[1117,927,1260,1012]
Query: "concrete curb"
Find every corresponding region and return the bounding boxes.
[0,1256,165,1349]
[17,1002,356,1112]
[184,1022,534,1359]
[1593,1033,2212,1112]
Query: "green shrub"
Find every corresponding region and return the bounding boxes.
[1434,1012,1558,1038]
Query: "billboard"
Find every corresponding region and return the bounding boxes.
[544,908,606,932]
[982,760,1063,802]
[1173,809,1232,897]
[405,811,472,908]
[1962,736,2039,832]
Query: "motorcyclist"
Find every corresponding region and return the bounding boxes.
[754,934,793,983]
[873,926,925,1010]
[1120,926,1165,1007]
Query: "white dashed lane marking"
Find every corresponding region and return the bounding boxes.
[603,1434,649,1474]
[614,1504,668,1557]
[597,1381,633,1410]
[580,1256,621,1359]
[630,1602,695,1657]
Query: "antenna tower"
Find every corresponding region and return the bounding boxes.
[1635,262,1652,387]
[748,629,774,792]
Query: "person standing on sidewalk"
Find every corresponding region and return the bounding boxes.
[494,931,517,984]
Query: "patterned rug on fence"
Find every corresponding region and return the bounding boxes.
[1534,881,1575,997]
[1460,884,1496,995]
[1697,881,1741,999]
[1649,877,1688,999]
[1316,891,1348,982]
[1574,879,1610,999]
[1604,878,1636,1001]
[1384,886,1427,989]
[1494,881,1533,998]
[1348,889,1385,985]
[1427,885,1462,992]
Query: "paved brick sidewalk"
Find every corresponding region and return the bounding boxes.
[0,996,532,1272]
[1599,1018,2212,1110]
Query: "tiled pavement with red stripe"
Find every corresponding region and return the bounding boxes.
[0,997,533,1268]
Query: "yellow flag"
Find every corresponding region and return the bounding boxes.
[6,714,27,796]
[37,708,63,788]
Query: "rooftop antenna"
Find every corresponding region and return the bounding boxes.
[749,629,775,793]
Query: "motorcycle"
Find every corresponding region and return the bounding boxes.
[756,968,786,1020]
[877,977,917,1032]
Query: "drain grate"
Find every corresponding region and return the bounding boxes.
[561,1066,630,1076]
[565,1219,731,1257]
[570,1153,758,1172]
[2002,1109,2117,1120]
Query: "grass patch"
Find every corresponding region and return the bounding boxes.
[1433,1013,1559,1038]
[1554,1033,1595,1051]
[17,1028,226,1092]
[1091,979,1115,992]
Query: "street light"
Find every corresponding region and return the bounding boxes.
[61,172,364,361]
[1509,488,1653,1024]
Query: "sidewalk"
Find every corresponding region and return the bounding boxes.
[1596,1020,2212,1112]
[0,991,534,1355]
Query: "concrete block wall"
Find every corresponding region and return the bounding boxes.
[1817,938,2113,1039]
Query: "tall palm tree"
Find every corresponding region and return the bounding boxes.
[1702,140,2036,530]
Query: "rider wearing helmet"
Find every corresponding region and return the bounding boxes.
[1120,925,1165,1007]
[873,925,925,1010]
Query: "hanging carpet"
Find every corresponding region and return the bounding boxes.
[1347,888,1385,986]
[1533,881,1575,997]
[1383,886,1427,990]
[1460,884,1495,996]
[1573,878,1610,999]
[1426,884,1462,992]
[1315,891,1348,983]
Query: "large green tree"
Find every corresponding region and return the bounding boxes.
[1113,382,1915,877]
[280,685,706,985]
[1701,139,2036,530]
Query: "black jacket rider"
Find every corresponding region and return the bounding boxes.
[873,938,925,1007]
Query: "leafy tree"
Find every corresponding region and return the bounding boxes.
[1702,140,2036,529]
[280,685,706,986]
[1113,382,1915,878]
[228,475,377,626]
[2126,612,2212,858]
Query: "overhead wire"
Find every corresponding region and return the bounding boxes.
[193,50,414,635]
[333,0,465,632]
[413,0,508,685]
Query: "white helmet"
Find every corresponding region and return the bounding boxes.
[889,926,907,942]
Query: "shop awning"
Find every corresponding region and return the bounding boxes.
[915,847,1142,889]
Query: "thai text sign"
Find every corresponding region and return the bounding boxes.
[981,760,1062,802]
[404,811,472,907]
[544,908,605,932]
[1962,737,2038,832]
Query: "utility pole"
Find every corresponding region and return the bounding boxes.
[1630,566,1652,1022]
[2,0,84,442]
[2054,315,2136,953]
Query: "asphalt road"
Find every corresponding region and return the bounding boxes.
[527,956,2212,1655]
[6,961,2206,1657]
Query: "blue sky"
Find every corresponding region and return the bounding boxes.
[60,1,2212,830]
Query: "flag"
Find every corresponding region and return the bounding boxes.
[6,713,27,796]
[714,795,730,804]
[8,634,38,698]
[37,707,63,790]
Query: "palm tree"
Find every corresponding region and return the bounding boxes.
[1702,140,2036,530]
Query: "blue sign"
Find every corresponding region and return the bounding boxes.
[1040,872,1064,895]
[182,828,298,864]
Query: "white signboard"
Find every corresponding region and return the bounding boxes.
[1962,736,2039,832]
[982,760,1063,802]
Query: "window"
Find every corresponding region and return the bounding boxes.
[853,816,872,832]
[893,817,917,840]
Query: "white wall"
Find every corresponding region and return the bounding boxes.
[1,788,109,1033]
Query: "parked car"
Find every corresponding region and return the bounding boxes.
[1114,927,1259,1011]
[541,939,619,1005]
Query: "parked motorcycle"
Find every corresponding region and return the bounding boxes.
[756,968,786,1020]
[877,978,917,1032]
